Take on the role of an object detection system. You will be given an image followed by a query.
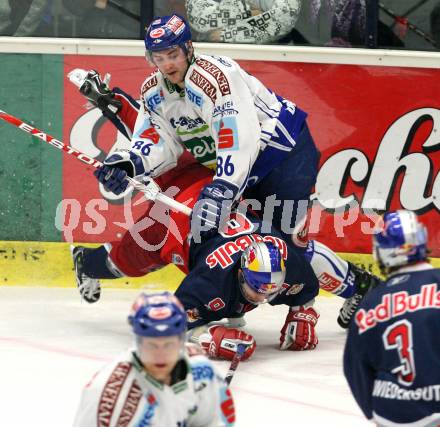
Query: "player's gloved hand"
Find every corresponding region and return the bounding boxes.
[198,325,256,361]
[79,70,122,117]
[280,306,319,351]
[94,150,146,195]
[191,179,238,241]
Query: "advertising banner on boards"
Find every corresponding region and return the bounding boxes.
[62,56,440,256]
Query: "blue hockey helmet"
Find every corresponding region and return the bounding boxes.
[373,210,428,270]
[145,14,192,53]
[128,291,187,337]
[240,241,286,301]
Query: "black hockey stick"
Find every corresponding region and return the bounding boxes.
[225,344,246,385]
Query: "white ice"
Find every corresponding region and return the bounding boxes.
[0,287,373,427]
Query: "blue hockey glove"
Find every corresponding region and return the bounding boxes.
[94,151,146,195]
[191,179,238,242]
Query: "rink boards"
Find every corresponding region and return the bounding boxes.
[4,240,440,289]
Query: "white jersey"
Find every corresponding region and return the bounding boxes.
[131,54,307,198]
[73,349,234,427]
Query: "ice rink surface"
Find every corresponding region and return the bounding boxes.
[0,287,373,427]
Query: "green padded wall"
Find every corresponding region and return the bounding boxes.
[0,54,63,241]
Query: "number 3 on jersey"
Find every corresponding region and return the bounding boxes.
[383,319,416,386]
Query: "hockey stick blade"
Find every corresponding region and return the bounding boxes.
[225,343,246,385]
[0,109,192,215]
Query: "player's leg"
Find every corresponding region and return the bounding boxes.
[72,154,214,303]
[245,125,380,328]
[305,240,381,328]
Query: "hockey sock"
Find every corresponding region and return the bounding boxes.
[82,245,120,279]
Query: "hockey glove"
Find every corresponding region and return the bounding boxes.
[280,306,319,351]
[191,179,238,241]
[79,70,122,117]
[198,326,256,361]
[94,150,146,195]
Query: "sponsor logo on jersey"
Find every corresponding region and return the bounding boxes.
[186,308,201,322]
[98,362,131,426]
[355,283,440,334]
[206,233,288,269]
[170,116,207,131]
[372,380,440,402]
[139,126,160,144]
[280,283,305,295]
[184,136,216,165]
[388,274,410,286]
[205,297,226,311]
[318,272,342,293]
[138,393,158,425]
[146,90,163,111]
[185,86,204,107]
[116,382,142,426]
[196,58,231,96]
[192,364,214,381]
[171,253,185,266]
[214,117,238,150]
[189,69,217,103]
[210,55,233,67]
[142,75,158,93]
[213,101,238,118]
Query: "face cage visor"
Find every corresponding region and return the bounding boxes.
[238,272,281,305]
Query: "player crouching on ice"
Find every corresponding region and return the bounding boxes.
[184,240,320,361]
[73,292,235,426]
[343,210,440,427]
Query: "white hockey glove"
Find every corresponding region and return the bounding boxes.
[68,68,122,117]
[280,306,319,351]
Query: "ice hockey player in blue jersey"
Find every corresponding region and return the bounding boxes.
[175,215,321,361]
[343,210,440,427]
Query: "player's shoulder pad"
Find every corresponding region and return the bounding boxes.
[141,70,169,113]
[189,354,217,383]
[140,70,160,96]
[86,357,133,391]
[186,54,238,103]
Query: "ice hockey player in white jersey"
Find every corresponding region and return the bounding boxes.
[73,292,235,427]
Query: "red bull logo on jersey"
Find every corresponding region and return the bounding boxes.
[206,233,288,269]
[355,283,440,334]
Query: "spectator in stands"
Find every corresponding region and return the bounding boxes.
[185,0,302,44]
[293,0,366,47]
[62,0,139,39]
[154,0,188,20]
[0,0,52,36]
